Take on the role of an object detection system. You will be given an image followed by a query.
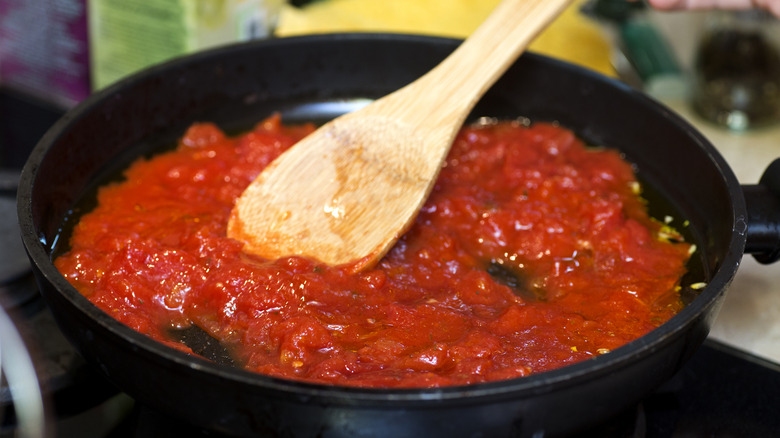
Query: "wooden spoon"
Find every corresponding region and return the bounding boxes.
[228,0,573,270]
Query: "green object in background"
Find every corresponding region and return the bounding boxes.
[618,17,687,98]
[89,0,283,91]
[620,19,681,84]
[89,0,190,90]
[585,0,685,98]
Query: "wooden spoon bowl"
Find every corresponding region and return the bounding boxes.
[228,0,573,269]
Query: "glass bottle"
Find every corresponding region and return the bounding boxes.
[691,9,780,130]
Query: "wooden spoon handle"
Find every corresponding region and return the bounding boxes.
[376,0,574,130]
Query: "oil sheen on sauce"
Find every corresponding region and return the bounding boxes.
[55,115,692,388]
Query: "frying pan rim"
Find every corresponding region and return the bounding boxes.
[18,32,746,406]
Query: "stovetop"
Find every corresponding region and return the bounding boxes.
[3,87,780,438]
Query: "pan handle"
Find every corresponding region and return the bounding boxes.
[744,158,780,264]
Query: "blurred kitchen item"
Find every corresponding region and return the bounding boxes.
[692,9,780,131]
[0,305,49,438]
[0,0,90,108]
[88,0,284,91]
[586,0,685,98]
[0,88,65,167]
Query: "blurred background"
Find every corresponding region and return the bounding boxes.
[3,0,779,165]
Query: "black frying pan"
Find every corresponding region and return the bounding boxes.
[17,34,780,437]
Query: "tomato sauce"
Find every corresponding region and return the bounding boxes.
[55,115,692,387]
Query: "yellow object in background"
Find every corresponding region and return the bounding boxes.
[276,0,615,77]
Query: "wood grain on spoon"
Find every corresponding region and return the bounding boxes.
[228,0,573,270]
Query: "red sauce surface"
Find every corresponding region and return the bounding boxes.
[55,115,691,387]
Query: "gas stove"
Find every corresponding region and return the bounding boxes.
[3,88,780,438]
